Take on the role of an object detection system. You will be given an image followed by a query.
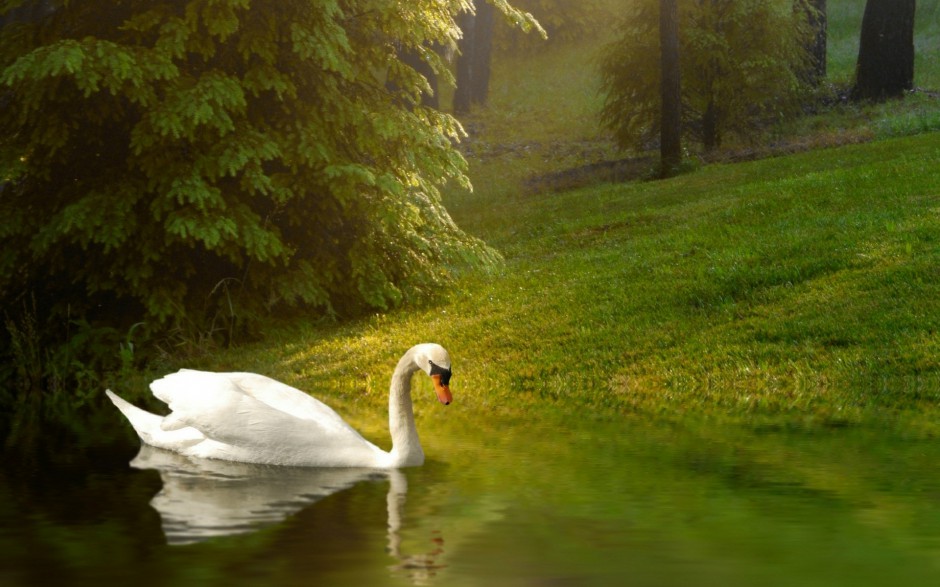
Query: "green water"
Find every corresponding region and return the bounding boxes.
[4,409,940,586]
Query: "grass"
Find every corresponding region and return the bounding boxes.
[161,131,940,439]
[114,1,940,438]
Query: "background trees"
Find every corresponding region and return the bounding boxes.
[659,0,682,176]
[600,0,816,153]
[0,1,538,396]
[493,0,609,53]
[805,0,827,84]
[454,0,496,114]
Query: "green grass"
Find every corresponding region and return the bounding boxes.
[161,131,940,438]
[116,2,940,438]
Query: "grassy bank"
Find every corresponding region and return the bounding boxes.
[103,2,940,438]
[164,130,940,438]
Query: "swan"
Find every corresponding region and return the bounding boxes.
[105,343,453,468]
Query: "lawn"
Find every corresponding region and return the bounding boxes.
[117,1,940,438]
[169,130,940,439]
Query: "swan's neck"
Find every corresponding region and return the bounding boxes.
[388,353,424,467]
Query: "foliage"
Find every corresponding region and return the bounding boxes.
[0,1,540,400]
[599,0,817,151]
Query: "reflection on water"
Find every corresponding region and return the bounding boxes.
[6,411,940,586]
[132,446,389,544]
[385,471,447,585]
[131,445,445,583]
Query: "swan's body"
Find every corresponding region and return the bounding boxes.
[106,343,453,468]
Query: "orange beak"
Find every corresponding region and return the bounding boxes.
[431,374,452,405]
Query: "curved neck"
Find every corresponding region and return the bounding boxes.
[388,352,424,467]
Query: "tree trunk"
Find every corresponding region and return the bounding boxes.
[453,9,475,114]
[852,0,916,101]
[470,0,495,106]
[702,100,720,151]
[454,0,495,114]
[659,0,682,177]
[806,0,827,84]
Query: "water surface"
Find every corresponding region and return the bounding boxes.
[4,409,940,586]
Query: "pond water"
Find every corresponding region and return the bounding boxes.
[4,408,940,587]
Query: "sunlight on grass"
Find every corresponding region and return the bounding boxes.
[179,132,940,440]
[148,2,940,440]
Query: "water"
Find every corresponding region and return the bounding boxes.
[4,409,940,587]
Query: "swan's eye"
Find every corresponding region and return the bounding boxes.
[429,360,452,385]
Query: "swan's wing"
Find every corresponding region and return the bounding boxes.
[216,371,357,433]
[149,371,380,466]
[153,369,356,434]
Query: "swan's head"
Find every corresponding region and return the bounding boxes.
[413,343,453,405]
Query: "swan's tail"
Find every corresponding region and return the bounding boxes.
[105,390,203,450]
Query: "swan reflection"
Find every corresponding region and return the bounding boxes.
[131,446,445,582]
[132,445,391,543]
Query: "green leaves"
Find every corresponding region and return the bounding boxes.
[0,0,510,371]
[1,38,175,103]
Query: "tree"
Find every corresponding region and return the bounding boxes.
[600,0,815,153]
[454,8,476,114]
[470,0,495,106]
[395,46,440,109]
[852,0,916,101]
[659,0,682,176]
[0,1,538,394]
[805,0,827,84]
[454,0,497,114]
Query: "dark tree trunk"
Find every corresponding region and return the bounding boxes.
[454,0,495,114]
[806,0,827,84]
[470,0,495,106]
[702,100,720,151]
[659,0,682,177]
[852,0,916,101]
[453,9,475,114]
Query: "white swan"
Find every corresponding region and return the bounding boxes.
[105,343,453,468]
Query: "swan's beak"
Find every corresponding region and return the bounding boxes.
[431,374,452,405]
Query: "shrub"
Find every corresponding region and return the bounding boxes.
[0,1,536,400]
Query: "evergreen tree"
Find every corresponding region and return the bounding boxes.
[0,1,537,391]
